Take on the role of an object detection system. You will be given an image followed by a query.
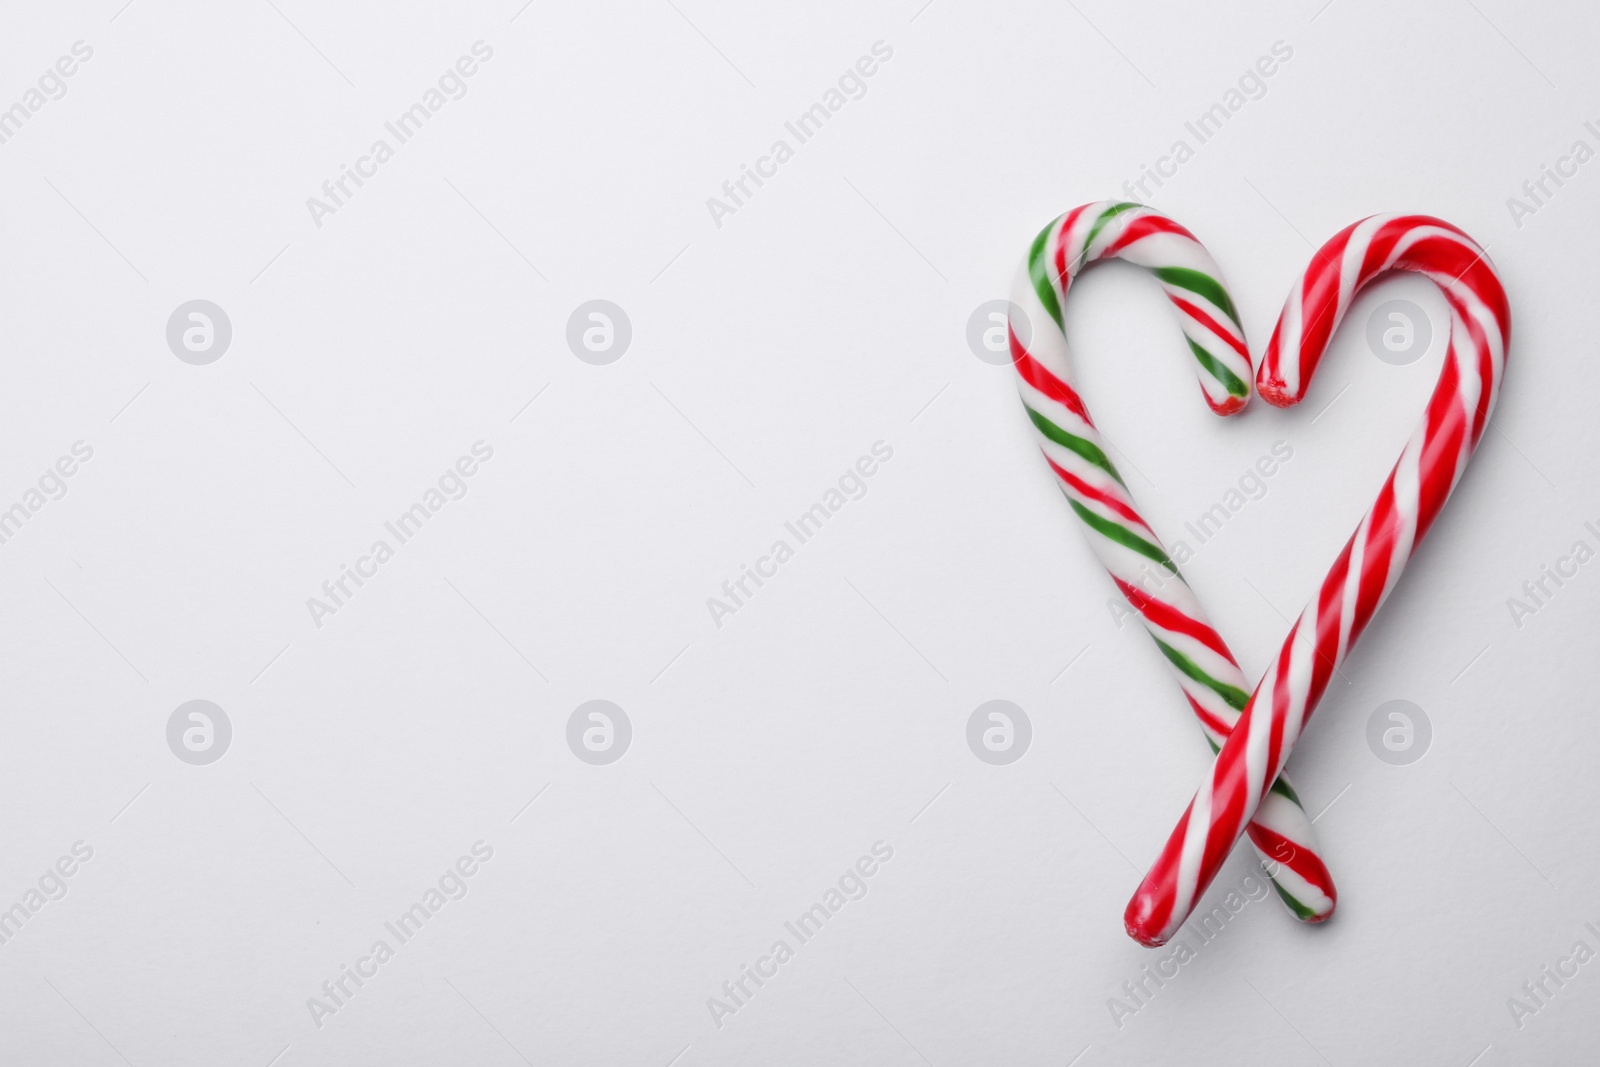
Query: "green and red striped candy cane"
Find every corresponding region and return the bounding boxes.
[1124,215,1510,947]
[1007,200,1336,923]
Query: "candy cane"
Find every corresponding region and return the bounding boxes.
[1008,200,1337,923]
[1123,214,1510,946]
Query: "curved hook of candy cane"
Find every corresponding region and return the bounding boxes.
[1020,201,1254,414]
[1123,214,1511,947]
[1010,200,1337,924]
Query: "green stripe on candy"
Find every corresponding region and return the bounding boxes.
[1154,266,1241,327]
[1068,499,1170,570]
[1023,406,1123,485]
[1152,638,1251,711]
[1268,877,1319,921]
[1027,220,1064,329]
[1269,776,1301,806]
[1185,338,1249,398]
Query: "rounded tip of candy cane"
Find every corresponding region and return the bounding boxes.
[1123,896,1170,947]
[1255,375,1300,408]
[1205,393,1248,417]
[1299,888,1338,924]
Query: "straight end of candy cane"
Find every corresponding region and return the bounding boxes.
[1275,862,1338,923]
[1246,790,1339,925]
[1124,914,1169,948]
[1204,390,1248,417]
[1123,886,1172,947]
[1255,374,1299,408]
[1259,851,1338,925]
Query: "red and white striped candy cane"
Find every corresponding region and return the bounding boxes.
[1009,201,1337,923]
[1124,214,1511,946]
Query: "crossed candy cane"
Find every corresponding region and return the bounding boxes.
[1007,202,1509,945]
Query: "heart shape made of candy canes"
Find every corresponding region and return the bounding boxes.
[1007,201,1509,947]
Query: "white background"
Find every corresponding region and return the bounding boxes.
[0,0,1595,1064]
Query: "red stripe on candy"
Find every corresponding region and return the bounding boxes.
[1011,330,1095,428]
[1113,576,1235,664]
[1102,212,1199,257]
[1170,295,1248,359]
[1046,457,1146,528]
